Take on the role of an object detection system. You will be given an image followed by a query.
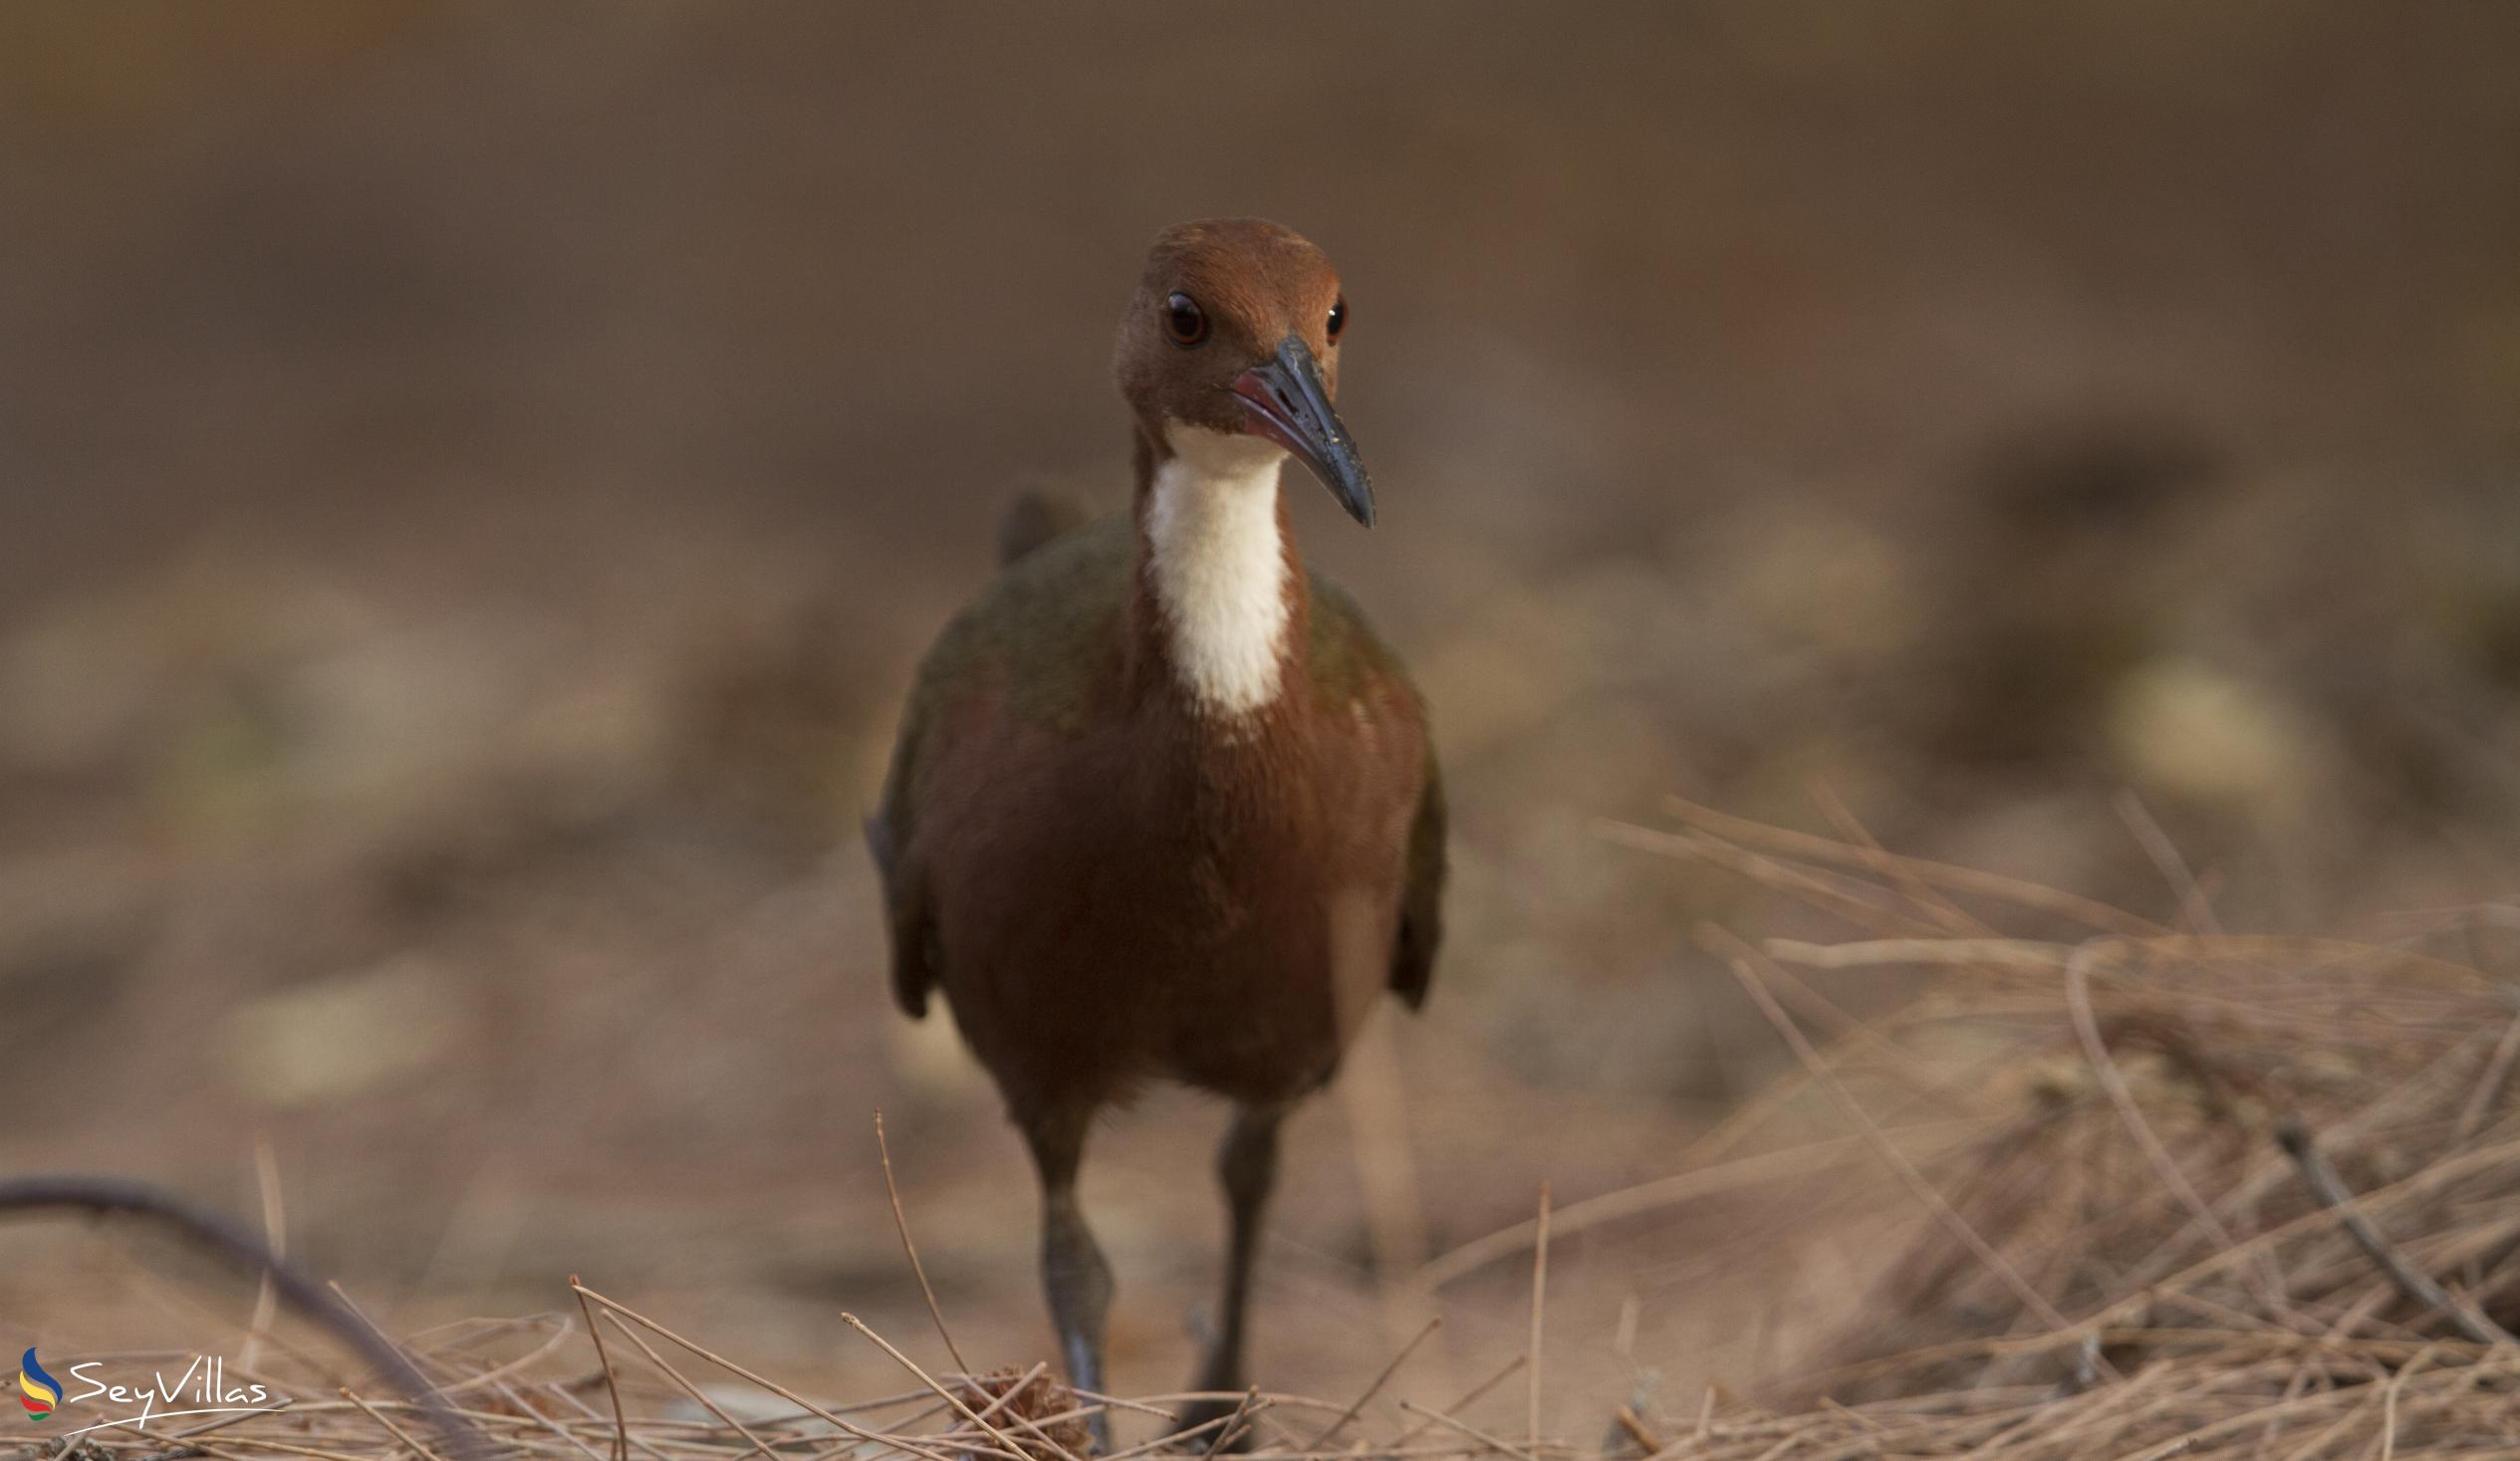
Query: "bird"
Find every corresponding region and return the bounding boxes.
[869,218,1443,1448]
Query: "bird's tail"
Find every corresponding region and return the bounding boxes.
[997,490,1092,567]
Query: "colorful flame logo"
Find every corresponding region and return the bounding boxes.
[18,1350,61,1421]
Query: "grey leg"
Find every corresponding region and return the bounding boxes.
[1178,1104,1287,1445]
[1027,1110,1114,1454]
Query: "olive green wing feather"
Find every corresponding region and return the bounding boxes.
[1391,745,1445,1008]
[871,510,1134,1019]
[870,629,963,1021]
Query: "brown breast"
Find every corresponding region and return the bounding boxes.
[910,644,1427,1119]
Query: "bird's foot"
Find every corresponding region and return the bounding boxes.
[1170,1393,1258,1454]
[1059,1338,1114,1456]
[1173,1302,1258,1450]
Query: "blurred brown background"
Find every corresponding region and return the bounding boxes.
[4,0,2518,1433]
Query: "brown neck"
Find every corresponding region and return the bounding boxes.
[1125,422,1312,721]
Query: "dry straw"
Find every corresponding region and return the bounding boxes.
[16,803,2520,1460]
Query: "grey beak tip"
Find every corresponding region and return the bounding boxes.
[1246,332,1379,529]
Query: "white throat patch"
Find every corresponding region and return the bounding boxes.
[1146,425,1291,716]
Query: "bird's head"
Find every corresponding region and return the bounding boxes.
[1114,217,1374,526]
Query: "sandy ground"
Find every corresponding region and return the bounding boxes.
[3,1,2518,1435]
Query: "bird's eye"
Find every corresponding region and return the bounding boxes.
[1163,292,1208,348]
[1326,296,1347,342]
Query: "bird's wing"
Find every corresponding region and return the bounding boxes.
[869,510,1137,1020]
[1390,739,1446,1008]
[870,706,940,1020]
[1304,570,1446,1009]
[867,566,995,1021]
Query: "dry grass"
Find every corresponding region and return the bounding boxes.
[1599,800,2520,1456]
[18,806,2520,1461]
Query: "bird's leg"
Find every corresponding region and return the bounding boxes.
[1178,1102,1287,1444]
[1027,1110,1115,1455]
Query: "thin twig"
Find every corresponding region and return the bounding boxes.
[963,1362,1051,1431]
[1808,779,1989,938]
[841,1312,1084,1461]
[2376,1342,2444,1461]
[596,1312,781,1461]
[242,1135,286,1375]
[2273,1118,2516,1346]
[1195,1390,1261,1460]
[536,1379,683,1461]
[1656,797,2171,936]
[1613,1405,1660,1454]
[486,1376,610,1461]
[1396,1400,1550,1461]
[573,1276,630,1461]
[1596,820,1943,935]
[1527,1183,1551,1446]
[874,1110,970,1374]
[1098,1409,1235,1461]
[2115,789,2222,936]
[1762,937,2081,973]
[1304,1317,1438,1449]
[2453,1008,2520,1144]
[338,1390,446,1461]
[1417,1122,1989,1288]
[1389,1357,1527,1450]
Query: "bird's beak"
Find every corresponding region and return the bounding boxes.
[1232,335,1376,527]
